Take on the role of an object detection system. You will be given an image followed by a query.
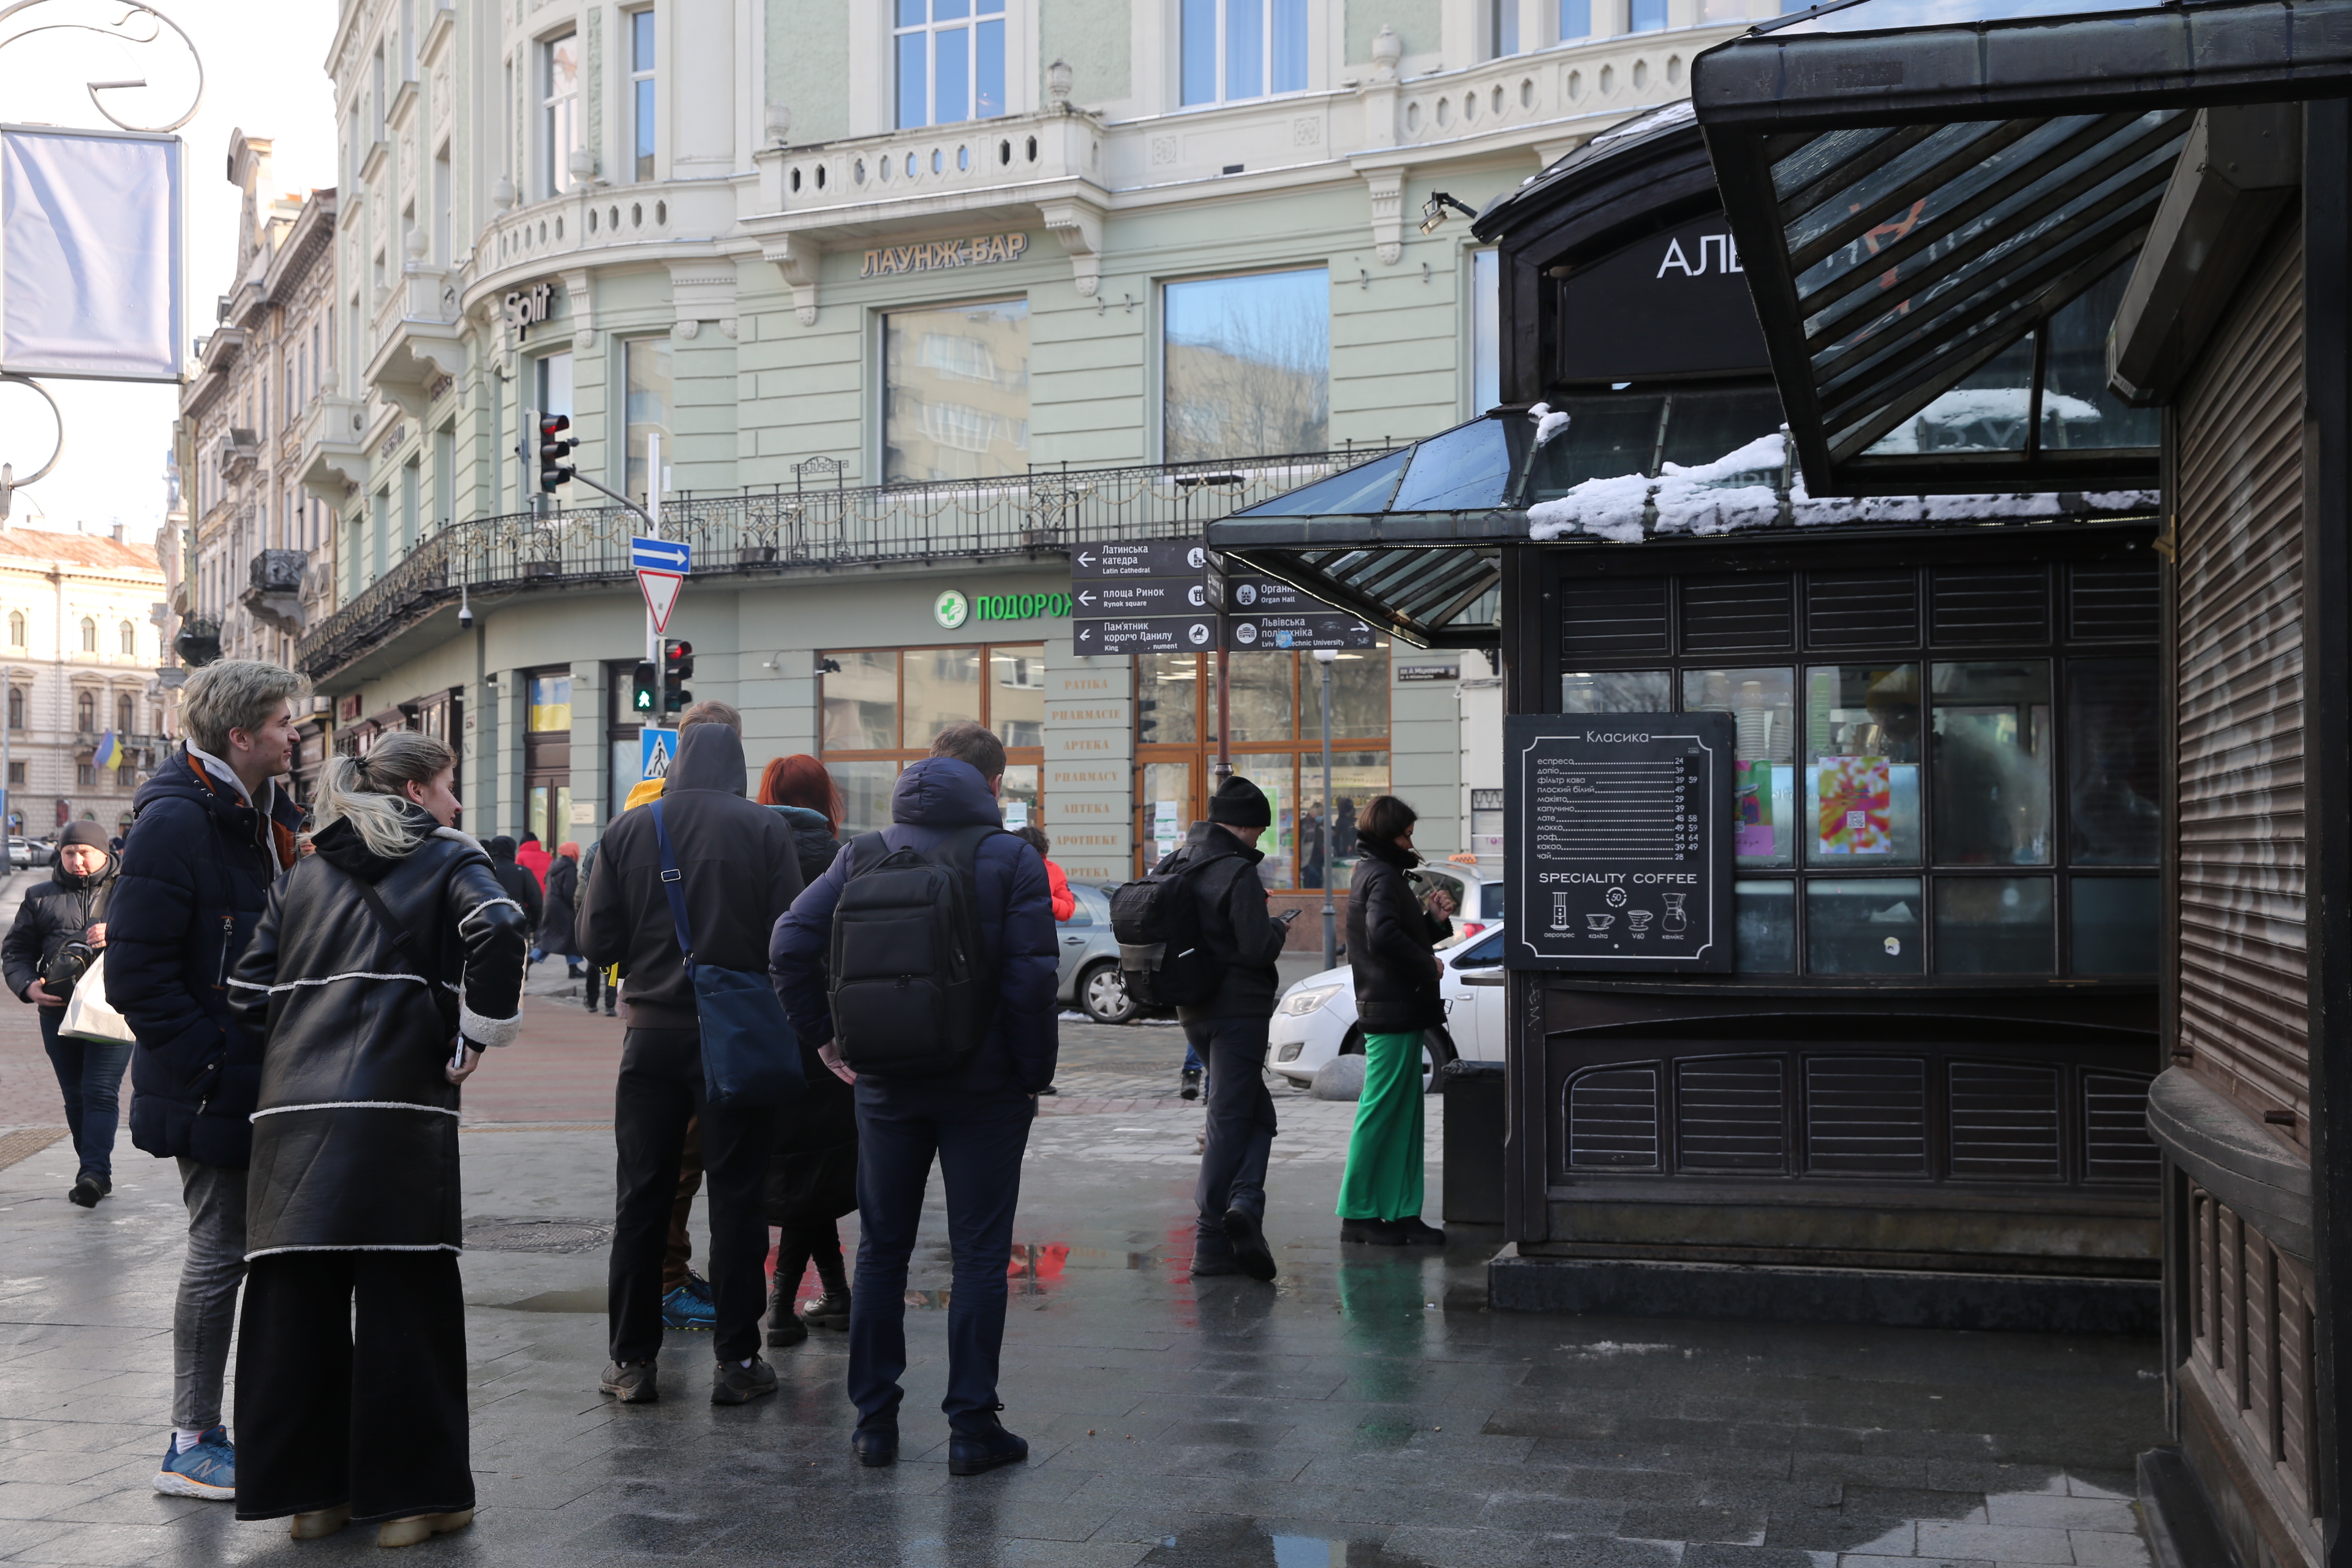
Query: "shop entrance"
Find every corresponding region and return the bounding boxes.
[524,667,572,847]
[818,643,1045,832]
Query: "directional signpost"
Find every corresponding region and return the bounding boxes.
[1071,540,1373,654]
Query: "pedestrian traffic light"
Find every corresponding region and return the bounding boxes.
[662,638,693,713]
[630,660,658,715]
[537,413,575,492]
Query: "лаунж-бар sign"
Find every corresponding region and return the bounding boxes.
[1504,713,1733,972]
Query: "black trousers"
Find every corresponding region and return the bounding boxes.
[233,1251,471,1525]
[610,1027,777,1364]
[1183,1012,1278,1248]
[774,1218,846,1302]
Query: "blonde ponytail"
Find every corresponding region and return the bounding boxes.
[307,731,456,858]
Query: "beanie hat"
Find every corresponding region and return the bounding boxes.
[58,821,108,850]
[1207,775,1272,830]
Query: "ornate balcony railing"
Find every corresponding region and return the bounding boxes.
[295,445,1409,682]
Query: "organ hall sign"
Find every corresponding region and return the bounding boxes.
[861,232,1031,277]
[1504,712,1733,973]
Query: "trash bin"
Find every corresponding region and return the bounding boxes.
[1439,1059,1506,1225]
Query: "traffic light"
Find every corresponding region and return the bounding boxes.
[662,638,694,714]
[537,413,575,492]
[630,660,658,715]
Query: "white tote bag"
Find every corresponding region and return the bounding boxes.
[58,950,136,1044]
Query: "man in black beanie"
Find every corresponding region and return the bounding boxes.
[1174,775,1295,1281]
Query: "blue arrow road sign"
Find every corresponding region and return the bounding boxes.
[631,536,690,573]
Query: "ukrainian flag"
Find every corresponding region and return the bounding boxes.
[92,731,118,771]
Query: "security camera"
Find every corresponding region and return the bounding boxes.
[457,603,474,629]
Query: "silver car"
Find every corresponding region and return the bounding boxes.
[1054,883,1140,1024]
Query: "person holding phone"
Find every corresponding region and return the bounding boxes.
[221,732,527,1547]
[3,820,122,1208]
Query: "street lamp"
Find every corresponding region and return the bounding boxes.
[1314,647,1338,971]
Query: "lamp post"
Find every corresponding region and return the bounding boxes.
[1314,647,1337,970]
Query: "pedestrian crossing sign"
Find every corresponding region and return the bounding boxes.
[640,728,678,782]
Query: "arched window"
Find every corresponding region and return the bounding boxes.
[78,617,95,654]
[119,620,134,656]
[75,691,94,733]
[7,612,21,649]
[115,694,133,734]
[6,688,21,730]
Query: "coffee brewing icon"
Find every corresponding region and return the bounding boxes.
[1550,891,1571,932]
[1661,892,1688,933]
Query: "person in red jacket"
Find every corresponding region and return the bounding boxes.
[1013,824,1073,921]
[514,831,551,891]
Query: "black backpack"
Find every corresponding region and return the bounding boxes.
[827,824,1001,1077]
[1109,848,1218,1007]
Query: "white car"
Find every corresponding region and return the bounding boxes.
[1268,925,1507,1091]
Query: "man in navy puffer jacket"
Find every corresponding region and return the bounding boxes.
[770,723,1056,1476]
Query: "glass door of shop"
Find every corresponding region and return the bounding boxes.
[524,668,573,847]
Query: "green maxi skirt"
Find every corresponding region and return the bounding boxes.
[1335,1031,1425,1222]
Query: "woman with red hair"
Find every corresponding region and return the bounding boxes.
[755,756,854,1346]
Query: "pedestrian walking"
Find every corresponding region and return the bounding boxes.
[1336,796,1449,1247]
[514,828,551,891]
[577,837,617,1017]
[1013,823,1076,921]
[579,717,805,1404]
[1169,777,1296,1281]
[105,659,309,1502]
[771,722,1057,1474]
[486,835,544,937]
[225,732,526,1547]
[4,820,123,1207]
[540,842,584,977]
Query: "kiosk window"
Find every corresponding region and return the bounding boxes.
[1564,670,1670,712]
[1931,661,2052,865]
[1935,876,2054,974]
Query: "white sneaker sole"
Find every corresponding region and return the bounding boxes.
[153,1469,234,1501]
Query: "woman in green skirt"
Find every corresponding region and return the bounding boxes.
[1336,796,1452,1245]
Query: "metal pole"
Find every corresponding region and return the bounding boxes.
[644,431,661,668]
[1212,549,1231,784]
[1318,650,1335,970]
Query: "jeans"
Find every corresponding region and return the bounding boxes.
[233,1251,472,1525]
[848,1079,1035,1432]
[173,1158,248,1431]
[1183,1014,1277,1249]
[608,1028,777,1365]
[40,1007,129,1179]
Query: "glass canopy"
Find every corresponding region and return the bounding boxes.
[1692,0,2352,494]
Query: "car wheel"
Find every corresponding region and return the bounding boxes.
[1078,961,1139,1025]
[1421,1031,1458,1095]
[1338,1026,1365,1056]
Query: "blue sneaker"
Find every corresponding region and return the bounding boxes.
[680,1270,714,1305]
[661,1280,716,1331]
[154,1427,235,1500]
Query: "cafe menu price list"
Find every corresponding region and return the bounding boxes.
[1503,712,1734,973]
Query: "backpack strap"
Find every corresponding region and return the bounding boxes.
[842,831,892,878]
[648,801,695,970]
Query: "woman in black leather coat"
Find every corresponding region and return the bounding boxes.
[225,732,528,1548]
[756,754,856,1343]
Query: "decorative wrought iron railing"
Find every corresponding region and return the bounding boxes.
[295,445,1409,680]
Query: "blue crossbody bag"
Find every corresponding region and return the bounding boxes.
[649,801,804,1109]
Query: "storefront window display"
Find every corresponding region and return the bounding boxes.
[820,642,1046,833]
[1135,646,1390,887]
[883,299,1030,483]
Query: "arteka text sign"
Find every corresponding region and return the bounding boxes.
[1504,712,1733,972]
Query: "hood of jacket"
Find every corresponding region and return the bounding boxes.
[1183,817,1264,867]
[485,835,517,861]
[769,804,834,834]
[310,805,445,883]
[890,756,1001,828]
[670,723,747,794]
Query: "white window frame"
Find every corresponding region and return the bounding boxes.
[1178,0,1310,108]
[541,29,581,197]
[627,7,657,183]
[893,0,1009,130]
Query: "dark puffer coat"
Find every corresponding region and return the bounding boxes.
[770,804,843,886]
[228,810,529,1257]
[1346,839,1450,1034]
[538,854,580,957]
[761,804,852,1223]
[1,851,116,1001]
[109,748,306,1169]
[1171,820,1290,1022]
[486,837,544,933]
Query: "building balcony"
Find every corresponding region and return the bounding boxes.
[297,393,367,502]
[217,428,259,480]
[294,442,1408,684]
[464,176,741,338]
[173,617,221,669]
[243,549,307,637]
[364,254,464,418]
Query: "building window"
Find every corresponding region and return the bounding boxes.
[7,688,21,730]
[78,617,94,654]
[1561,0,1591,39]
[536,351,574,422]
[1136,647,1393,886]
[1164,268,1330,461]
[543,30,581,196]
[6,761,20,785]
[75,692,94,733]
[894,0,1006,130]
[1181,0,1308,107]
[119,620,135,657]
[7,612,21,649]
[629,9,657,180]
[1629,0,1667,30]
[1490,0,1521,56]
[115,694,132,734]
[883,300,1030,484]
[77,763,96,788]
[1472,249,1501,413]
[624,336,673,503]
[820,643,1046,834]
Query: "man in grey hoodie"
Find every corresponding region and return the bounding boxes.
[579,722,804,1406]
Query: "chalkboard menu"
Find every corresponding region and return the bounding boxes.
[1504,712,1734,972]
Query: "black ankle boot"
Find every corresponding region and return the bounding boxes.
[801,1287,851,1330]
[767,1281,807,1347]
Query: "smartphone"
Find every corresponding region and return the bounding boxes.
[1276,908,1302,924]
[450,1038,469,1074]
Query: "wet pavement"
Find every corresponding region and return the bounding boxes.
[0,1012,2168,1566]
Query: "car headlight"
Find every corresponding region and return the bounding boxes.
[1279,984,1343,1017]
